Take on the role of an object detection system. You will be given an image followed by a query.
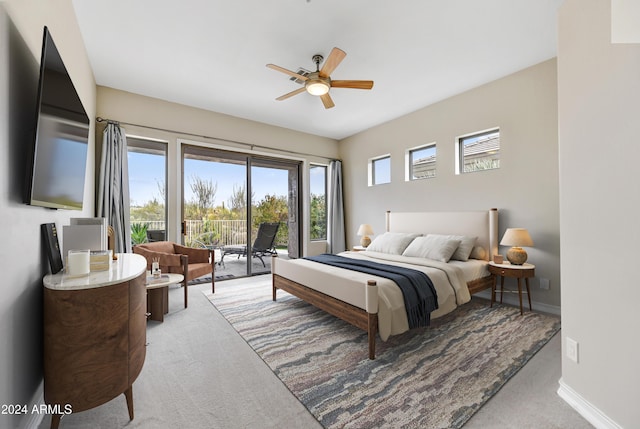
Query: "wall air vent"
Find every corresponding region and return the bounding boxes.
[289,68,311,85]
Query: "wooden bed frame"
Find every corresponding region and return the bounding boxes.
[272,209,498,360]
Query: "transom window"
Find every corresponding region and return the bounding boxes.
[368,155,391,186]
[406,143,436,180]
[456,129,500,174]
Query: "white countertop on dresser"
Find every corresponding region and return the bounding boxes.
[43,253,147,291]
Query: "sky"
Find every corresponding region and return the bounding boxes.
[127,151,326,208]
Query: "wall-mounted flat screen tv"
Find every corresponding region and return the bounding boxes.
[24,26,90,210]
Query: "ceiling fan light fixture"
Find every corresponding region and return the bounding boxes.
[268,47,373,108]
[306,79,330,96]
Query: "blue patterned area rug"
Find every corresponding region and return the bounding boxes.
[205,278,560,429]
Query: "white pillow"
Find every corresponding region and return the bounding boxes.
[366,232,420,255]
[469,246,487,260]
[402,235,461,263]
[427,234,477,261]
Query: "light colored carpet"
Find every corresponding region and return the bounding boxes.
[207,279,561,428]
[38,278,320,429]
[37,276,592,429]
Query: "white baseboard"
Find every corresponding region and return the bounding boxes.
[474,290,561,315]
[557,378,622,429]
[20,381,45,429]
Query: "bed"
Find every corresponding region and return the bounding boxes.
[272,209,499,359]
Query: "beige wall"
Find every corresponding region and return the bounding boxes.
[558,0,640,427]
[339,59,560,311]
[0,1,96,428]
[96,87,337,161]
[96,87,339,250]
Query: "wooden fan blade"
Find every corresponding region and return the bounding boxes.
[331,80,374,90]
[276,87,306,101]
[266,64,309,81]
[319,47,346,78]
[320,93,335,109]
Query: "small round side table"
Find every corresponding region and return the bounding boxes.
[488,262,535,315]
[146,273,184,322]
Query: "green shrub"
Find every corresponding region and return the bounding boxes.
[131,223,149,245]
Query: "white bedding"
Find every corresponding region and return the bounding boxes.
[273,250,488,341]
[448,259,490,283]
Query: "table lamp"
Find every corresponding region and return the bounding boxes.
[500,228,534,265]
[357,224,374,247]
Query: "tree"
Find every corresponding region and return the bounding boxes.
[254,194,288,246]
[254,194,288,224]
[130,198,165,221]
[227,184,255,217]
[227,184,246,213]
[189,175,217,218]
[310,193,326,240]
[155,179,165,200]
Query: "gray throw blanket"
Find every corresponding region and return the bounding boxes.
[304,254,438,329]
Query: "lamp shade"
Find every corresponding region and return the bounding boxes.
[500,228,534,247]
[500,228,533,265]
[357,224,374,236]
[306,79,330,96]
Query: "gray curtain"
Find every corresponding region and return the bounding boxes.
[327,160,346,253]
[97,122,131,253]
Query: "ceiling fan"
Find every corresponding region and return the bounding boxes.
[266,47,374,109]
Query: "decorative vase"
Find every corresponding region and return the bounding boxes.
[506,247,527,265]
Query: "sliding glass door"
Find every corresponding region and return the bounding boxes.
[182,145,300,279]
[250,158,301,272]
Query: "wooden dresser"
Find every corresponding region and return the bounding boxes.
[43,253,147,429]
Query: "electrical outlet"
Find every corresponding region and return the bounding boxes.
[539,278,550,290]
[566,337,579,363]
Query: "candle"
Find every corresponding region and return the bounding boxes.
[67,249,90,277]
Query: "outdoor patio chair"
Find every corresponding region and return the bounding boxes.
[220,222,280,268]
[146,229,166,242]
[193,232,224,267]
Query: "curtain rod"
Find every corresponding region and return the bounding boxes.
[95,117,339,162]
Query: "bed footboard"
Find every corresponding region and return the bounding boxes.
[273,273,379,359]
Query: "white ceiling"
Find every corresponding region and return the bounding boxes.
[71,0,562,140]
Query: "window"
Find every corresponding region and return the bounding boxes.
[368,155,391,186]
[456,129,500,174]
[309,164,327,240]
[406,144,436,180]
[127,137,167,244]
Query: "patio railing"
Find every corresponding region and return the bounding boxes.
[133,219,249,247]
[184,219,247,247]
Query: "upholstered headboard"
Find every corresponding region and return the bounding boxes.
[385,208,498,261]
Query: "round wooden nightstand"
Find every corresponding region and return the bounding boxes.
[488,262,535,315]
[352,245,367,252]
